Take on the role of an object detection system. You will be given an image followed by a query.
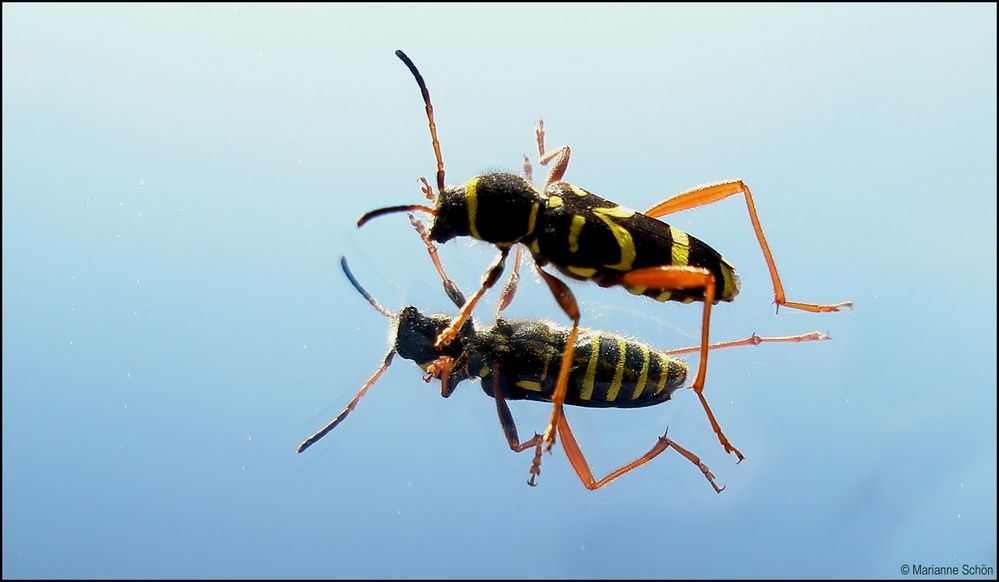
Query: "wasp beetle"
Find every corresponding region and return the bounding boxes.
[358,50,851,465]
[297,256,828,491]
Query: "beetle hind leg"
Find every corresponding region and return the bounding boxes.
[557,412,724,492]
[617,265,744,462]
[644,180,852,313]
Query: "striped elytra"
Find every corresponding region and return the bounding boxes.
[463,320,689,408]
[428,173,740,305]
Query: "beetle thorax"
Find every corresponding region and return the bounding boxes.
[430,173,541,246]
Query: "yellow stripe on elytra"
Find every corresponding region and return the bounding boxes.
[654,356,671,395]
[516,380,543,392]
[595,205,636,218]
[604,337,628,401]
[568,214,586,253]
[630,346,651,400]
[466,176,482,240]
[529,239,541,253]
[580,335,600,401]
[569,185,589,197]
[593,206,636,271]
[567,266,597,278]
[669,225,690,267]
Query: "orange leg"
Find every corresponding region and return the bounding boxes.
[535,267,581,455]
[409,214,465,308]
[557,413,723,493]
[297,350,396,454]
[617,265,743,462]
[492,125,549,320]
[490,361,545,486]
[418,176,435,201]
[535,119,571,191]
[644,180,852,313]
[494,245,524,319]
[663,331,829,356]
[395,51,447,196]
[423,355,457,398]
[434,248,510,348]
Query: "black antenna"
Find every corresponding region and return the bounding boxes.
[340,257,392,318]
[396,50,446,195]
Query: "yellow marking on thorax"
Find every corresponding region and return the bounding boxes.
[568,185,589,197]
[568,214,586,253]
[466,176,482,240]
[580,335,601,401]
[630,346,651,400]
[593,206,636,271]
[548,195,563,209]
[604,337,628,401]
[669,225,690,267]
[567,266,597,278]
[526,202,539,237]
[517,380,543,392]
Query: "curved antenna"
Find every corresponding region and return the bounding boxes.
[340,257,393,318]
[357,204,436,228]
[395,50,446,195]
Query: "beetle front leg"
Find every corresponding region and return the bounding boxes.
[434,248,510,348]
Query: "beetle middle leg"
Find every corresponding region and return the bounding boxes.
[494,245,524,319]
[490,361,545,486]
[492,147,539,319]
[534,267,581,455]
[535,119,571,191]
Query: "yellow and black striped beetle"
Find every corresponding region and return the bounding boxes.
[359,50,851,470]
[298,257,828,491]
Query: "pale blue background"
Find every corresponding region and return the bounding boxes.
[3,4,995,579]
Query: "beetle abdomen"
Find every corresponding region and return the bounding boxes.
[474,320,687,409]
